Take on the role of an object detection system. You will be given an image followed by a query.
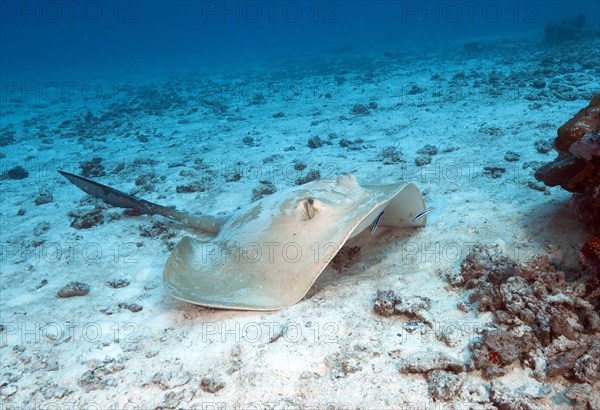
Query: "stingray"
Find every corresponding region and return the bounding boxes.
[59,171,427,310]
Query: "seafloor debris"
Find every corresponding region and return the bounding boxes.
[57,281,90,298]
[373,289,433,326]
[446,245,600,387]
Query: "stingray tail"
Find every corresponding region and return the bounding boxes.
[58,170,223,234]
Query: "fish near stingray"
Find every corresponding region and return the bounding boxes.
[59,171,428,310]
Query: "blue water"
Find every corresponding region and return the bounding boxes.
[2,0,599,79]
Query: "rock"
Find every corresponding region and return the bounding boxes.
[459,379,491,403]
[417,144,438,155]
[546,345,587,378]
[251,181,277,201]
[380,146,402,165]
[295,170,320,185]
[117,302,143,313]
[331,353,362,378]
[106,278,130,288]
[1,165,28,180]
[504,151,521,162]
[200,377,225,393]
[34,191,53,206]
[531,79,546,89]
[307,136,326,148]
[0,384,18,397]
[373,290,432,324]
[80,157,105,178]
[373,289,396,316]
[515,381,552,400]
[350,104,369,116]
[294,162,306,171]
[564,383,592,404]
[535,93,600,226]
[427,370,463,401]
[78,370,106,392]
[176,181,207,193]
[57,282,90,298]
[574,341,600,383]
[398,350,464,374]
[490,380,535,410]
[534,139,553,154]
[69,207,104,229]
[483,166,506,179]
[152,371,191,390]
[415,155,431,167]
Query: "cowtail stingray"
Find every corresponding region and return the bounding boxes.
[59,171,427,310]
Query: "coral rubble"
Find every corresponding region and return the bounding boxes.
[449,245,600,386]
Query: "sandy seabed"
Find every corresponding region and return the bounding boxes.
[1,34,599,409]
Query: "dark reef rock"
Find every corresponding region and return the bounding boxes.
[535,93,600,232]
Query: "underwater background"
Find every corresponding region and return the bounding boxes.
[2,0,600,78]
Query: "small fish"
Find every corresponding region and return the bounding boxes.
[412,207,433,223]
[370,211,384,234]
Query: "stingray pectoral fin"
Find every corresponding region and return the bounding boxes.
[58,170,224,234]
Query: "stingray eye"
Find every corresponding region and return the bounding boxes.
[297,197,317,221]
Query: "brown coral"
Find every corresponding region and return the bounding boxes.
[535,94,600,192]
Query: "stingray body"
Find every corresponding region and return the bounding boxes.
[60,172,427,310]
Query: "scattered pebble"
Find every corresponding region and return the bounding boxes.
[34,191,53,206]
[398,350,464,374]
[117,302,143,313]
[200,377,225,393]
[106,278,130,288]
[534,139,553,154]
[350,104,370,116]
[69,207,104,229]
[307,136,331,149]
[251,181,277,201]
[380,146,402,165]
[80,157,105,178]
[1,166,28,180]
[417,144,438,155]
[152,371,191,390]
[57,282,90,298]
[483,166,506,179]
[415,155,432,167]
[295,170,320,185]
[427,370,463,401]
[504,151,521,162]
[176,181,207,193]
